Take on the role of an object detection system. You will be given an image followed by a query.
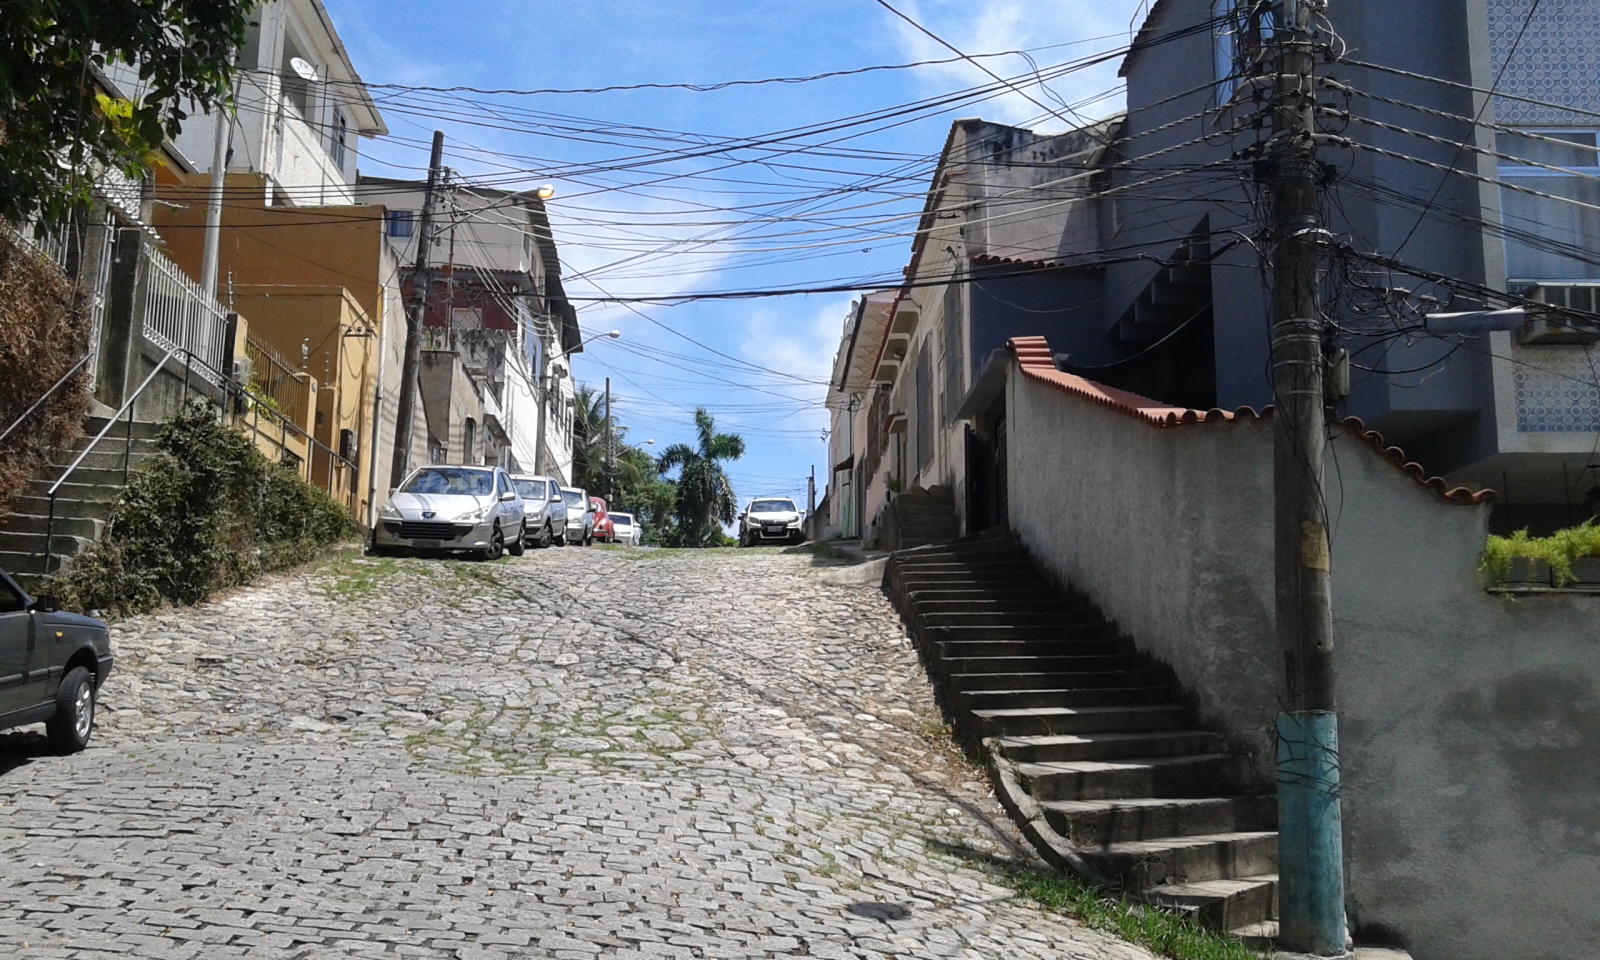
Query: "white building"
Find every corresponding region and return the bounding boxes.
[355,177,583,482]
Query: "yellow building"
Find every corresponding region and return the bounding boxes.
[151,171,407,524]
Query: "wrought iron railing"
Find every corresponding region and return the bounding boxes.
[243,334,311,429]
[141,245,230,386]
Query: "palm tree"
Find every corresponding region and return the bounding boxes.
[657,408,745,547]
[569,384,608,492]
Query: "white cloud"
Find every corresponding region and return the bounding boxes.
[883,0,1144,129]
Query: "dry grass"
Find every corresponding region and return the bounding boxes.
[0,226,91,517]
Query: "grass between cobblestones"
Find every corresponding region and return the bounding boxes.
[995,868,1262,960]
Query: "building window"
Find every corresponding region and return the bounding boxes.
[330,109,348,171]
[915,338,933,473]
[942,276,965,424]
[386,210,414,238]
[1213,0,1239,103]
[1497,129,1600,282]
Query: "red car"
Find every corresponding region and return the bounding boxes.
[589,497,615,542]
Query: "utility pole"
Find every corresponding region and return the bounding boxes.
[533,346,551,478]
[1261,1,1345,954]
[389,130,446,489]
[200,77,234,298]
[807,465,816,518]
[604,376,613,503]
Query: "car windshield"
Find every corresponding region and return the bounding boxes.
[561,489,585,506]
[750,499,796,513]
[513,479,544,499]
[611,514,633,524]
[403,467,494,496]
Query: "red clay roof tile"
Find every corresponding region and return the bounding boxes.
[1006,336,1496,505]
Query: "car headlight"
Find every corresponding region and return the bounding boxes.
[379,501,402,520]
[455,505,491,522]
[787,517,802,526]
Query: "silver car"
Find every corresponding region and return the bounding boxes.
[511,474,566,548]
[558,486,594,546]
[373,465,526,559]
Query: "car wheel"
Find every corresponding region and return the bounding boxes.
[482,526,505,561]
[537,522,553,548]
[46,666,95,754]
[583,530,593,546]
[508,522,527,556]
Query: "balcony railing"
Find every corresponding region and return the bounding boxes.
[141,245,229,385]
[243,334,312,429]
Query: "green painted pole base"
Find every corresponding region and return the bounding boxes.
[1277,711,1347,956]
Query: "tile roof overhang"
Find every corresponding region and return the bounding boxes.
[1007,336,1496,505]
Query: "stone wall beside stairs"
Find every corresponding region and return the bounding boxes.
[1004,359,1600,960]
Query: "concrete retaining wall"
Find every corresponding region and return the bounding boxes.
[1006,361,1600,960]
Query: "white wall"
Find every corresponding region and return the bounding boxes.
[1005,358,1600,960]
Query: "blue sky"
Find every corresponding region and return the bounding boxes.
[325,0,1141,509]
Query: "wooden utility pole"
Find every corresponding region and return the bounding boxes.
[389,130,446,489]
[1262,1,1345,953]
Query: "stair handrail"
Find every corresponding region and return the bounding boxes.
[0,352,92,447]
[43,348,177,569]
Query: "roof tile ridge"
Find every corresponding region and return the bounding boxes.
[1336,416,1498,505]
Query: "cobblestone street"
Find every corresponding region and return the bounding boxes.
[0,547,1153,960]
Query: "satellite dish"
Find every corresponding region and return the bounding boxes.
[289,57,317,81]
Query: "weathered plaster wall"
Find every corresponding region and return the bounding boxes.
[1006,361,1600,960]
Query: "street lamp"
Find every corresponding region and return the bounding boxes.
[572,329,621,353]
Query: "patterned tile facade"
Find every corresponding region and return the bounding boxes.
[1490,0,1600,125]
[1512,342,1600,431]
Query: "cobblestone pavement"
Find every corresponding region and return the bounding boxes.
[0,546,1154,960]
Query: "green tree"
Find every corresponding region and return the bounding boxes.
[657,408,745,548]
[569,383,608,493]
[1,1,249,224]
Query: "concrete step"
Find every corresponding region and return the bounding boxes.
[1148,874,1278,931]
[992,730,1227,763]
[1015,753,1248,802]
[913,597,1085,616]
[1040,795,1277,845]
[6,496,116,522]
[23,479,127,503]
[0,547,80,578]
[83,416,163,441]
[939,653,1138,676]
[894,558,1036,572]
[27,466,137,490]
[1229,919,1279,948]
[900,536,957,549]
[928,625,1120,645]
[972,703,1185,738]
[961,685,1173,711]
[46,448,160,473]
[0,531,95,559]
[919,610,1099,627]
[0,513,105,539]
[904,587,1068,604]
[1082,830,1278,888]
[950,670,1153,694]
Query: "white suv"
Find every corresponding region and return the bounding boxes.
[738,497,804,547]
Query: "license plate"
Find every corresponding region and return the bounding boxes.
[414,539,442,549]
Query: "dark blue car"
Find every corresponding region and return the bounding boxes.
[0,570,112,752]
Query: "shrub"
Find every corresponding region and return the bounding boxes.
[1480,521,1600,586]
[45,401,354,616]
[0,227,91,517]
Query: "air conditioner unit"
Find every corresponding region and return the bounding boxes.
[1515,283,1600,344]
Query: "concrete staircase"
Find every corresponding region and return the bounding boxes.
[884,485,958,549]
[885,535,1279,940]
[0,415,163,587]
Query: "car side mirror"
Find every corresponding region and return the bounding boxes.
[499,491,517,502]
[31,594,60,614]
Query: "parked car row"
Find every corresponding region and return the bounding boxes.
[371,464,647,558]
